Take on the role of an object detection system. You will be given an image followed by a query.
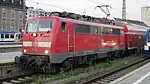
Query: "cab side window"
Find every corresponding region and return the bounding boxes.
[61,22,67,32]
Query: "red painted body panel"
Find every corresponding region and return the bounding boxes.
[75,34,124,52]
[22,16,147,58]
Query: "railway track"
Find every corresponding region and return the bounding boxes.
[0,62,33,84]
[81,57,149,84]
[0,47,21,53]
[0,42,21,53]
[0,55,148,84]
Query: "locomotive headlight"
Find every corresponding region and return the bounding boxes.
[33,33,37,37]
[112,42,116,46]
[24,49,27,53]
[45,50,49,54]
[102,42,107,46]
[147,43,150,46]
[144,45,149,50]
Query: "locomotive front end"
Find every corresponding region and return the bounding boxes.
[15,17,54,71]
[144,30,150,57]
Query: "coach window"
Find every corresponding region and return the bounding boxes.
[113,29,120,35]
[103,27,109,34]
[95,28,98,34]
[134,35,137,39]
[61,22,67,32]
[90,26,95,34]
[139,36,142,39]
[1,34,4,38]
[109,28,113,34]
[83,25,90,34]
[97,27,100,34]
[5,34,9,38]
[101,27,104,34]
[75,24,90,34]
[11,34,14,38]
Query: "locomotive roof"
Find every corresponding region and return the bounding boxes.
[27,16,123,30]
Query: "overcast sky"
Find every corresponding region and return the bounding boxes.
[26,0,150,21]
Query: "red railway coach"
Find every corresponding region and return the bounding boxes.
[123,24,148,52]
[14,15,147,72]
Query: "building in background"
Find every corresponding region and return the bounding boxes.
[26,7,53,19]
[26,7,45,18]
[141,6,150,26]
[0,0,26,32]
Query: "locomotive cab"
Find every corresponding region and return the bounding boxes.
[15,17,56,71]
[22,19,53,55]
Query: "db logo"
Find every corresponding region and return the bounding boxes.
[33,42,38,46]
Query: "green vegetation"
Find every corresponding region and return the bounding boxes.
[26,55,142,84]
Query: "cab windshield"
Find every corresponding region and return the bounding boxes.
[26,20,53,32]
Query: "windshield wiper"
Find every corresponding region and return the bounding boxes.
[47,29,52,33]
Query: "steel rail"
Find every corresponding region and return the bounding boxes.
[82,58,149,84]
[0,62,33,84]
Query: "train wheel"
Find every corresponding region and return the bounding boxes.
[42,63,60,73]
[120,50,125,57]
[61,59,73,72]
[84,56,88,65]
[107,52,114,60]
[114,51,119,59]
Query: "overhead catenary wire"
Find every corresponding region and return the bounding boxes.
[26,0,88,13]
[26,0,104,17]
[26,0,147,20]
[26,0,74,11]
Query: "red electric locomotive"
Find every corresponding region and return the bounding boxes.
[14,12,148,72]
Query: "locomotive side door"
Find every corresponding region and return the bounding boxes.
[67,22,75,52]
